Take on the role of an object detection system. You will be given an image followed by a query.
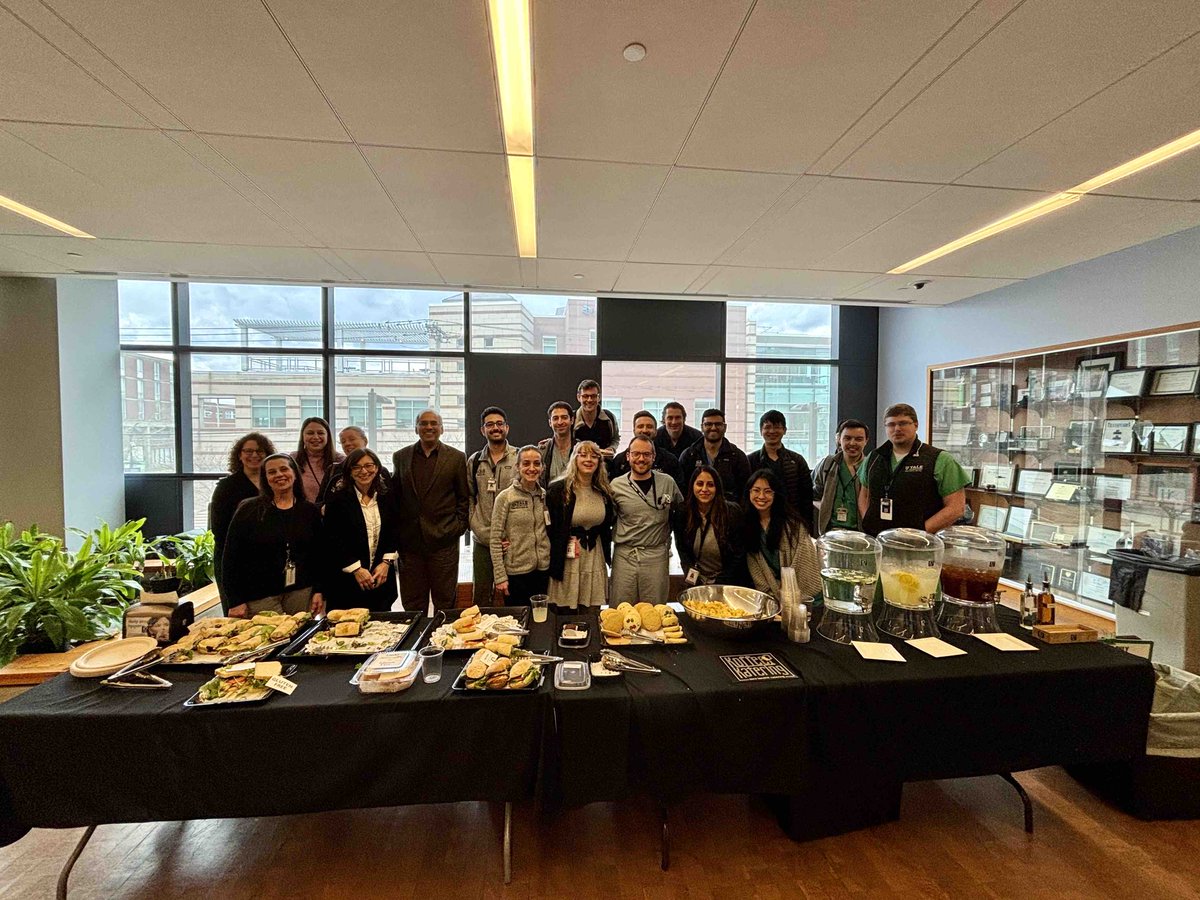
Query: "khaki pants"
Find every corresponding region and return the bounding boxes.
[246,587,312,616]
[609,544,670,605]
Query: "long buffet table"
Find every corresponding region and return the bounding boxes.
[0,606,1155,883]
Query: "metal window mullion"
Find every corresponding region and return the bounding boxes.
[323,285,335,426]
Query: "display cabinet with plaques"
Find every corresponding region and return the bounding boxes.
[928,324,1200,613]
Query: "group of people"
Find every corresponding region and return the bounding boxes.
[209,376,970,619]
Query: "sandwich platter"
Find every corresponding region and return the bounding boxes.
[450,647,548,693]
[158,613,311,666]
[428,605,530,654]
[183,661,298,707]
[277,609,421,660]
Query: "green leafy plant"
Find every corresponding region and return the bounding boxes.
[0,519,146,666]
[151,531,215,593]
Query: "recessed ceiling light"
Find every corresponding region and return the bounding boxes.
[889,124,1200,274]
[66,251,83,257]
[573,273,584,280]
[623,43,647,62]
[0,193,94,239]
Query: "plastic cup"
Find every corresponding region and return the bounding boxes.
[530,594,549,623]
[418,645,444,683]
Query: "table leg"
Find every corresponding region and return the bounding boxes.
[56,824,96,900]
[660,805,669,871]
[503,801,512,885]
[999,772,1034,834]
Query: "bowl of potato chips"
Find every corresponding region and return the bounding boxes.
[677,585,780,640]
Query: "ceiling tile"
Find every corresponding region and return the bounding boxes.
[847,273,1021,305]
[535,258,621,292]
[613,262,708,294]
[956,33,1200,199]
[266,0,502,151]
[428,253,522,288]
[0,123,304,245]
[537,159,667,260]
[42,0,345,139]
[364,147,515,255]
[702,267,877,299]
[97,240,347,281]
[835,0,1200,182]
[916,194,1200,280]
[0,237,62,274]
[201,135,420,251]
[680,0,975,174]
[330,249,443,286]
[816,185,1057,273]
[535,1,752,164]
[731,176,942,268]
[628,168,795,264]
[0,233,135,273]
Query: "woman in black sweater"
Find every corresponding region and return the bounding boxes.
[209,431,276,612]
[222,453,324,618]
[322,448,399,612]
[673,465,748,587]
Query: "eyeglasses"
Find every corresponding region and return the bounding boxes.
[749,487,775,497]
[628,451,654,460]
[579,393,599,401]
[241,448,265,456]
[350,463,378,473]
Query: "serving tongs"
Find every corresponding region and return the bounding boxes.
[600,648,661,674]
[101,648,173,690]
[510,649,563,663]
[486,624,530,636]
[601,627,663,645]
[221,637,293,665]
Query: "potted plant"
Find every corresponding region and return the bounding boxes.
[151,530,215,595]
[0,519,146,666]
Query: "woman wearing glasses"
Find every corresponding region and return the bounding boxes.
[209,432,276,613]
[322,448,400,612]
[546,441,616,610]
[743,468,822,600]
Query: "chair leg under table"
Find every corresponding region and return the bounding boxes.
[503,801,513,885]
[56,824,96,900]
[999,772,1034,833]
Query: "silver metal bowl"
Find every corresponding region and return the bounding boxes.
[677,585,781,640]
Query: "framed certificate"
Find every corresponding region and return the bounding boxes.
[947,422,973,446]
[1004,506,1034,540]
[1057,568,1078,592]
[1092,474,1132,500]
[1150,423,1190,454]
[976,505,1007,532]
[1044,481,1079,501]
[1101,418,1136,454]
[1105,369,1150,399]
[1019,425,1055,441]
[1148,366,1199,397]
[1079,572,1112,603]
[1029,522,1060,544]
[1016,469,1054,495]
[1086,526,1122,553]
[1194,424,1200,456]
[980,463,1015,492]
[1077,354,1121,399]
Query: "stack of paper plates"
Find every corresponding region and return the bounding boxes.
[68,637,158,678]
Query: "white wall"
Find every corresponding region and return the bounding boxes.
[878,224,1200,423]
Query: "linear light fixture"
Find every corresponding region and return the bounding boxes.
[487,0,537,257]
[0,193,94,239]
[889,124,1200,274]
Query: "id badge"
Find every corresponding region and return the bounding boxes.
[835,506,849,523]
[486,478,497,493]
[567,538,577,559]
[685,568,700,585]
[879,498,893,522]
[544,509,551,527]
[283,560,297,587]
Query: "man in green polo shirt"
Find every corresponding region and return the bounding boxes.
[858,403,969,536]
[813,418,869,535]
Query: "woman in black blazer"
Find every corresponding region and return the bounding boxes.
[210,432,276,612]
[672,465,749,587]
[322,448,400,612]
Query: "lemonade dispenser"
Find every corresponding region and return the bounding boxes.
[936,526,1005,634]
[816,530,881,644]
[876,528,944,639]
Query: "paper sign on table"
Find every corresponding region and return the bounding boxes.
[906,637,967,658]
[973,632,1038,652]
[851,641,906,663]
[266,674,298,695]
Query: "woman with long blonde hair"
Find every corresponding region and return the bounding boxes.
[546,441,615,609]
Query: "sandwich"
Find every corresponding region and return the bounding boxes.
[456,629,486,645]
[452,617,478,634]
[494,633,520,646]
[507,659,539,689]
[334,621,361,638]
[484,640,512,657]
[326,609,347,623]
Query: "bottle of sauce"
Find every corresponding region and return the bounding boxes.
[1036,572,1056,626]
[1019,574,1037,630]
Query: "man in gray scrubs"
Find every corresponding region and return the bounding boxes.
[610,436,684,603]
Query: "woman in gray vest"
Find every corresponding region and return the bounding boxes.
[490,445,552,606]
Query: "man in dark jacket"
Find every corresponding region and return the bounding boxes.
[572,379,620,457]
[392,408,469,610]
[678,408,750,502]
[747,409,815,533]
[655,401,702,457]
[609,410,681,482]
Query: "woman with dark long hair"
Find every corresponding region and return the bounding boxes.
[290,416,343,505]
[673,465,747,586]
[209,431,276,612]
[322,448,400,612]
[743,468,822,599]
[222,453,324,619]
[546,441,615,610]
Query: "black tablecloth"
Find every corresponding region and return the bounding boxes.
[0,618,546,844]
[546,607,1156,808]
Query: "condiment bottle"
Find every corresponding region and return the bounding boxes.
[1019,574,1037,630]
[1036,572,1056,626]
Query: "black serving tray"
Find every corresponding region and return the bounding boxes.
[277,609,422,662]
[450,660,546,694]
[183,665,298,707]
[426,606,531,654]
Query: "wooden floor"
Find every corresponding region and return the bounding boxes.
[2,767,1198,899]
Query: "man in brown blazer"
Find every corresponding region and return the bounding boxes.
[392,408,470,610]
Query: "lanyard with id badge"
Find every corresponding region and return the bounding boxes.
[283,543,297,587]
[878,446,916,523]
[835,462,858,525]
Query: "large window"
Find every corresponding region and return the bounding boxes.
[725,363,833,463]
[600,363,721,451]
[120,350,175,473]
[188,283,323,348]
[727,301,833,359]
[333,288,464,351]
[119,281,173,345]
[470,293,596,354]
[333,357,466,451]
